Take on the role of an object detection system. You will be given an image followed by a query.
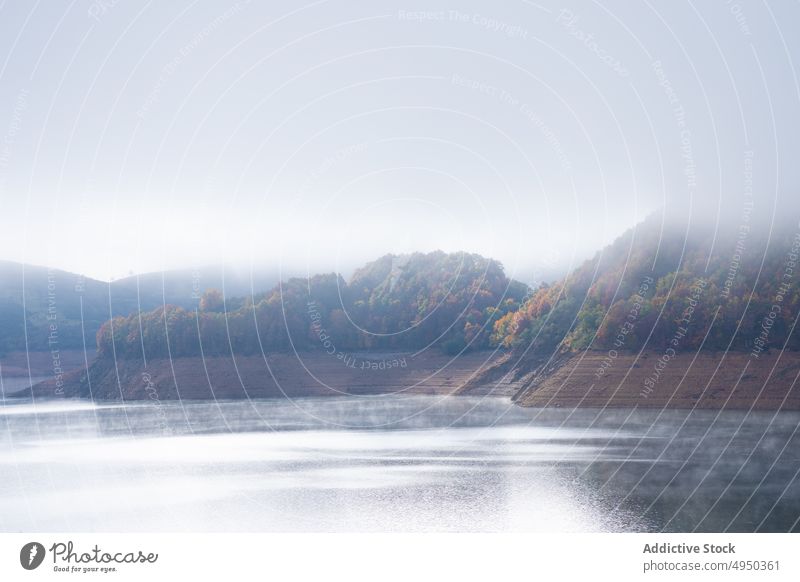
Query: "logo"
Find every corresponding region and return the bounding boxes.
[20,542,46,570]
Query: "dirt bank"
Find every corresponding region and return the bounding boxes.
[28,350,509,400]
[22,348,800,410]
[511,350,800,410]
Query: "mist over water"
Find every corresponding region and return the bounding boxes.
[1,396,798,532]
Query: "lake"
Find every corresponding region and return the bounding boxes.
[1,395,799,532]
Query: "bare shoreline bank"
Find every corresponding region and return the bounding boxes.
[507,350,800,410]
[16,349,800,410]
[23,350,512,401]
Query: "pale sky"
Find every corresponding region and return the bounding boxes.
[0,0,798,282]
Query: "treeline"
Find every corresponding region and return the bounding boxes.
[492,214,800,354]
[95,216,800,362]
[97,251,529,360]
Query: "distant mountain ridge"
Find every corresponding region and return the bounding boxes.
[95,251,529,361]
[0,261,283,355]
[21,213,800,408]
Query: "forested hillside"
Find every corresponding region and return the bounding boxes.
[491,214,800,355]
[96,251,529,359]
[63,213,800,366]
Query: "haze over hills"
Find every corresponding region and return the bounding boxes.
[92,210,800,366]
[0,261,120,355]
[23,250,528,400]
[96,251,529,360]
[493,211,800,354]
[0,261,285,356]
[11,209,800,409]
[465,211,800,409]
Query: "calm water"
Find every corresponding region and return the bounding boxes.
[1,395,799,532]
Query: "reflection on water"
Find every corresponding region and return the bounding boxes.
[0,395,799,532]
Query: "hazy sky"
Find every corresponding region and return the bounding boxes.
[0,0,798,282]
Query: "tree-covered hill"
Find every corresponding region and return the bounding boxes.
[96,251,529,360]
[12,211,800,368]
[491,213,800,355]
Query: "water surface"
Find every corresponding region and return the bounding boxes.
[1,395,799,532]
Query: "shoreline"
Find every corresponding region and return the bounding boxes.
[15,348,800,411]
[508,350,800,410]
[22,350,512,401]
